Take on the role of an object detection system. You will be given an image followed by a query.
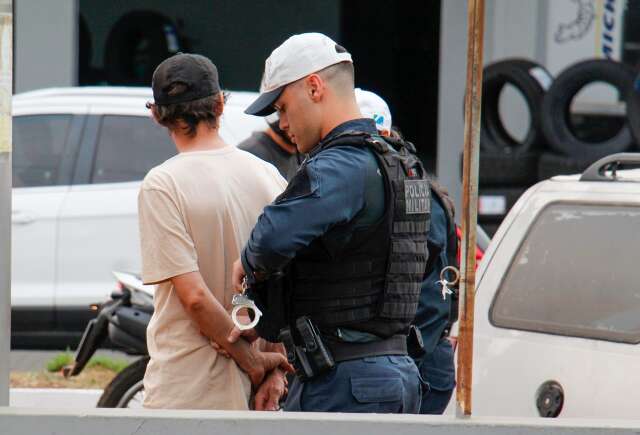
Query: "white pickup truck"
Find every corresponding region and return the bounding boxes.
[455,153,640,419]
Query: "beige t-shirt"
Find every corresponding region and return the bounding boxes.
[138,146,286,410]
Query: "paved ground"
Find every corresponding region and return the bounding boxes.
[10,350,137,372]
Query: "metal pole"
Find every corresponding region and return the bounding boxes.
[0,0,12,407]
[456,0,484,418]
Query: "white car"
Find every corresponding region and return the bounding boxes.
[465,153,640,419]
[11,87,265,347]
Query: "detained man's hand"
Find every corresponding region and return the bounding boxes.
[209,314,259,357]
[231,258,246,293]
[247,351,294,386]
[227,324,259,344]
[254,369,288,411]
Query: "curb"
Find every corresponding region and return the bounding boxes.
[10,388,102,408]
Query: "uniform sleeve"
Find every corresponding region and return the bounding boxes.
[242,147,368,278]
[138,186,199,284]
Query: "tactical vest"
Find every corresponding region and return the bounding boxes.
[289,131,431,339]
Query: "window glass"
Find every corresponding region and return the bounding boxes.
[12,115,72,187]
[92,115,176,184]
[491,203,640,343]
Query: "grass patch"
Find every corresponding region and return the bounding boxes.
[13,352,134,389]
[87,356,129,373]
[46,351,73,372]
[46,352,129,373]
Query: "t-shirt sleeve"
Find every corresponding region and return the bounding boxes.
[269,164,288,194]
[138,186,199,284]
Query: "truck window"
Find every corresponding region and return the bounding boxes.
[91,115,176,184]
[13,115,73,187]
[491,203,640,344]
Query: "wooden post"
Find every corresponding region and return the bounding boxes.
[456,0,485,418]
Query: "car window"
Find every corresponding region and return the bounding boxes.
[12,115,73,187]
[91,115,176,184]
[491,202,640,343]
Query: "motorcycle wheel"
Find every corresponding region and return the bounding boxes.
[97,356,149,408]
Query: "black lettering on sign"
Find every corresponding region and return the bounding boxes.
[404,180,430,214]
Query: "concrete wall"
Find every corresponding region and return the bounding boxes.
[436,0,545,207]
[14,0,77,93]
[2,408,640,435]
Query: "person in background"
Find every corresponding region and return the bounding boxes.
[238,112,301,181]
[357,89,458,414]
[355,88,392,136]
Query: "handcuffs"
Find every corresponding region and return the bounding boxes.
[231,277,262,330]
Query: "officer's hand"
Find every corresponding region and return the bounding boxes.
[232,259,246,293]
[254,369,288,411]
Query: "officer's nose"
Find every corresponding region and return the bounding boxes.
[279,114,289,132]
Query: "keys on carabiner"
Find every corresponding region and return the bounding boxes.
[437,278,454,301]
[435,266,460,301]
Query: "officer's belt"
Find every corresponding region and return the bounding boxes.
[327,334,407,363]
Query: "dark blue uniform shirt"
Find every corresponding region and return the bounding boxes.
[414,192,457,413]
[241,118,384,278]
[414,193,452,354]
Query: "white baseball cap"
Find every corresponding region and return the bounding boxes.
[245,33,353,116]
[355,88,392,134]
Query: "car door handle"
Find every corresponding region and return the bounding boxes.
[12,210,36,225]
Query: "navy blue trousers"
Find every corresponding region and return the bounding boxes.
[284,355,422,413]
[418,338,456,414]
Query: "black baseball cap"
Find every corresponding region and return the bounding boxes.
[151,53,220,105]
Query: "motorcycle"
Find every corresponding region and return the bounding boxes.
[63,271,153,408]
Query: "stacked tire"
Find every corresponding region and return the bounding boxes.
[471,59,552,236]
[466,58,640,236]
[539,59,639,179]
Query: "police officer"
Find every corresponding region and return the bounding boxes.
[355,91,458,414]
[231,33,429,413]
[413,179,458,414]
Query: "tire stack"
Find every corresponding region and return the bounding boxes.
[465,58,640,236]
[539,59,639,179]
[471,59,552,236]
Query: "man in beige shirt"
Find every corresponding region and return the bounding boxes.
[139,53,291,410]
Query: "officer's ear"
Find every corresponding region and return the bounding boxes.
[304,74,324,102]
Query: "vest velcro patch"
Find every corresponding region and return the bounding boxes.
[404,180,430,214]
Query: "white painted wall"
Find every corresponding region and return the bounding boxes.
[436,0,545,207]
[14,0,77,93]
